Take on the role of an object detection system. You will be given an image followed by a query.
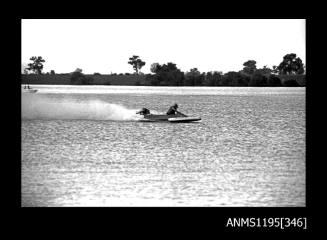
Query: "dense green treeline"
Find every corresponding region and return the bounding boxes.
[22,53,306,87]
[21,72,305,87]
[144,53,305,87]
[144,70,304,87]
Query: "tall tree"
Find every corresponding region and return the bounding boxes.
[128,55,146,74]
[242,60,257,75]
[277,53,304,75]
[150,63,160,74]
[148,62,183,86]
[27,56,45,74]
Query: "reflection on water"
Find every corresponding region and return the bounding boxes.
[21,86,305,206]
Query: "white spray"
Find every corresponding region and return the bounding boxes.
[22,94,142,121]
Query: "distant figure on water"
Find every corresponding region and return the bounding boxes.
[166,103,179,115]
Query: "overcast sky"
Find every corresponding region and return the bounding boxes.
[21,19,305,74]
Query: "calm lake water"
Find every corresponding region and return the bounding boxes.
[21,86,305,207]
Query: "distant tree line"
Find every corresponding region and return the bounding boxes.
[23,53,305,86]
[144,53,305,87]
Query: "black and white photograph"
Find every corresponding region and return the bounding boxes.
[21,19,305,207]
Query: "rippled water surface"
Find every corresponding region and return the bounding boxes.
[22,86,305,206]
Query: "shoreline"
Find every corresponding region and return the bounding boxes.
[22,84,305,87]
[21,74,306,87]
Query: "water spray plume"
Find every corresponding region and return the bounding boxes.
[22,94,141,121]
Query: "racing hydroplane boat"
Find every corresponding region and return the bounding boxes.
[22,88,38,93]
[22,85,38,93]
[136,108,201,123]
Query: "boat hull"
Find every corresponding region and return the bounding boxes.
[168,117,201,123]
[22,89,38,93]
[142,113,201,123]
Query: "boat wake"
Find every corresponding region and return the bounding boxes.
[22,94,142,121]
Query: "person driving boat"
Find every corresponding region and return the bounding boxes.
[166,103,179,115]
